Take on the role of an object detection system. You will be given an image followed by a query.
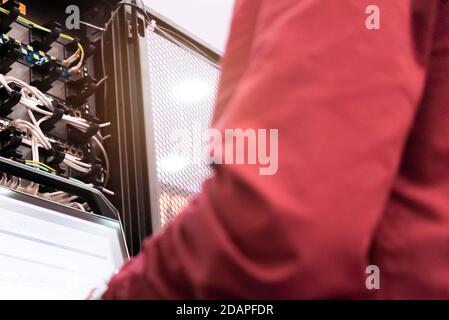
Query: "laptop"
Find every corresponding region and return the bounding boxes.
[0,187,128,300]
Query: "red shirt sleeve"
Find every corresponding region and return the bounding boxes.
[103,0,443,299]
[370,2,449,299]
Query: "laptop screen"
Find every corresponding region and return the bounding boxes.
[0,188,127,300]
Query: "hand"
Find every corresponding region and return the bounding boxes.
[85,288,96,300]
[85,284,108,300]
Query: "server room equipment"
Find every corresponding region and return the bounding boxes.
[121,4,221,233]
[0,0,221,298]
[0,187,127,299]
[98,1,221,246]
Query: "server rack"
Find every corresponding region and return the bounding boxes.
[0,0,221,256]
[98,3,221,252]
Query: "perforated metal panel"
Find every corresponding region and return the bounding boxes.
[145,30,220,229]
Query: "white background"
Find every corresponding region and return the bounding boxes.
[142,0,235,54]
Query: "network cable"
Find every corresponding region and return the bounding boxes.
[0,6,85,73]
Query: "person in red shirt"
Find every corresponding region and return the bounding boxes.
[103,0,449,299]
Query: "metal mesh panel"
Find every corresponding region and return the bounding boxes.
[145,30,220,228]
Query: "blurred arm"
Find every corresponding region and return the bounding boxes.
[104,0,438,299]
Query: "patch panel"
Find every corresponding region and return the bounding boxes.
[0,0,110,216]
[0,116,91,167]
[0,33,72,77]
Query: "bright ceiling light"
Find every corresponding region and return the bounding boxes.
[160,154,188,173]
[172,78,212,104]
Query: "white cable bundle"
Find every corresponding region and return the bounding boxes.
[0,74,110,179]
[0,73,109,208]
[0,172,86,211]
[0,74,53,110]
